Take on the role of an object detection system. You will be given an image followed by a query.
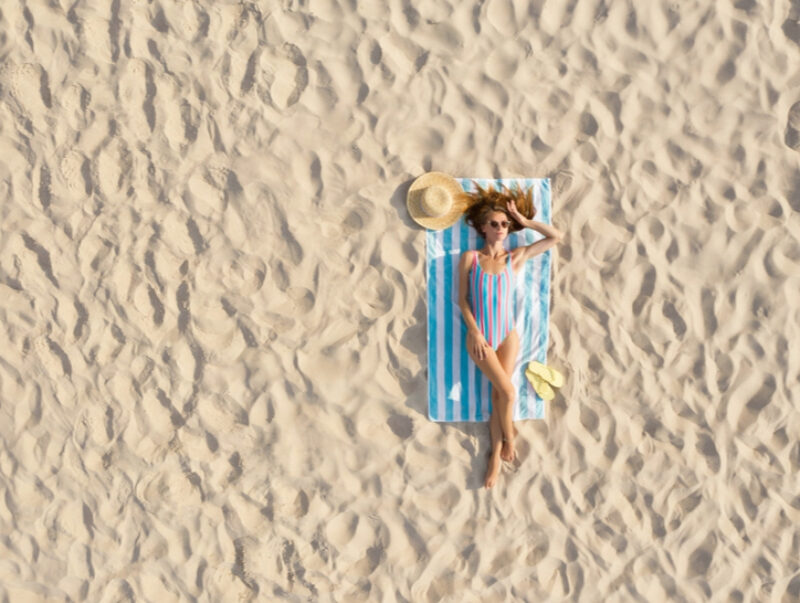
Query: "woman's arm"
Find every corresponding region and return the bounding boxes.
[507,200,563,270]
[458,251,490,360]
[458,251,480,333]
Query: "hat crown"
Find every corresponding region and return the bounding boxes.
[421,186,451,217]
[406,172,463,230]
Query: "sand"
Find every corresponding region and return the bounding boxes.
[1,0,799,601]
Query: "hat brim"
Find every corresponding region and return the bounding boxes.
[406,172,470,230]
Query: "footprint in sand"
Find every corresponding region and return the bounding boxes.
[37,155,87,218]
[28,333,71,379]
[268,43,309,109]
[180,2,210,40]
[206,166,239,194]
[60,83,91,130]
[130,58,156,109]
[4,63,52,119]
[136,468,201,513]
[139,388,181,446]
[82,14,116,64]
[159,209,204,257]
[196,394,241,432]
[325,510,361,553]
[120,58,156,139]
[161,77,200,151]
[95,138,133,200]
[221,254,266,297]
[353,266,394,319]
[72,404,112,450]
[59,150,93,200]
[185,167,228,217]
[23,327,46,358]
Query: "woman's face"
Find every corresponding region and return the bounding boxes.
[482,211,510,239]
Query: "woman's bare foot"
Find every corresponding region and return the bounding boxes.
[500,426,519,462]
[501,438,515,462]
[484,450,502,488]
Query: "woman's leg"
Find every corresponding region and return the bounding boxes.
[494,330,520,462]
[466,331,519,486]
[484,396,504,488]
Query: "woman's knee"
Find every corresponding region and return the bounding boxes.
[495,381,515,404]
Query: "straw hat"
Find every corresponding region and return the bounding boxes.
[406,172,469,230]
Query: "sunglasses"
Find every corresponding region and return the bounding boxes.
[488,220,510,229]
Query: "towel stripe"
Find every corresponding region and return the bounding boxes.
[427,230,437,420]
[522,219,536,418]
[466,222,477,420]
[452,225,462,422]
[537,179,551,418]
[442,226,451,421]
[436,229,446,421]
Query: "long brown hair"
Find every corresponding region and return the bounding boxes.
[463,182,536,236]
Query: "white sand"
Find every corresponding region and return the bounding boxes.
[1,1,799,600]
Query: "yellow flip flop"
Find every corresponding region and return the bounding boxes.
[526,361,564,388]
[525,369,556,401]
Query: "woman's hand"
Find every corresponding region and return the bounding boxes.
[467,328,490,361]
[506,200,531,228]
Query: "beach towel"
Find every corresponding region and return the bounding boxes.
[426,178,552,422]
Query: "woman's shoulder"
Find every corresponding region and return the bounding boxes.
[460,249,479,269]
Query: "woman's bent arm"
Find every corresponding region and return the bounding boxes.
[506,199,564,268]
[528,219,563,241]
[458,251,490,360]
[513,220,563,265]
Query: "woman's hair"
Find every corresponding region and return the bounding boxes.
[463,182,536,236]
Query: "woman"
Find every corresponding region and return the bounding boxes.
[457,184,563,488]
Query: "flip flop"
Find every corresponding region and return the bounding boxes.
[525,369,556,401]
[526,361,564,388]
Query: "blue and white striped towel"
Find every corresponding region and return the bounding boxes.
[426,178,552,422]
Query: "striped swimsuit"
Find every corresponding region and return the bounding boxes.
[469,251,515,350]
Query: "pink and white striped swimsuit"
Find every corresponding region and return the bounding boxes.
[469,251,515,350]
